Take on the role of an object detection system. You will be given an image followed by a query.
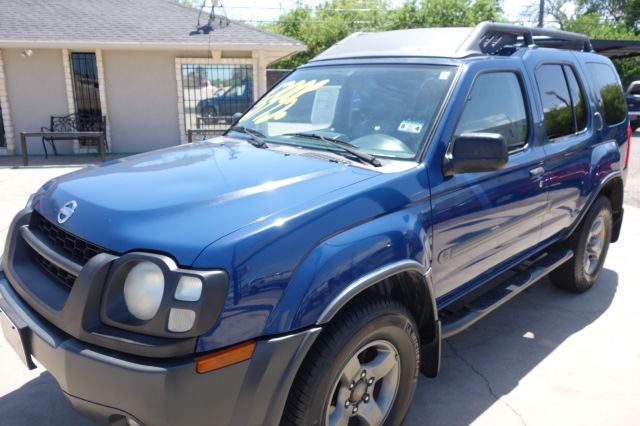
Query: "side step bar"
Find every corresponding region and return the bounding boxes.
[441,248,573,339]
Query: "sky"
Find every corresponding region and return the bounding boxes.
[214,0,540,24]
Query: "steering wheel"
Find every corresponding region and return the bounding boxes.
[349,133,413,156]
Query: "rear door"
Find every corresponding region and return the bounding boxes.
[528,52,618,244]
[429,63,548,300]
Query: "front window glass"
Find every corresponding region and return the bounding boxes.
[235,64,456,160]
[454,72,529,152]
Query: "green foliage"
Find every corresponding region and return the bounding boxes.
[177,0,199,8]
[265,0,504,68]
[557,0,640,88]
[543,104,574,139]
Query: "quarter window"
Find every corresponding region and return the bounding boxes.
[454,72,529,152]
[586,62,626,125]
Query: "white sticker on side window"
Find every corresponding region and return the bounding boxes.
[398,120,424,134]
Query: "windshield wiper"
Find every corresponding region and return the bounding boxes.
[227,126,269,149]
[283,132,381,167]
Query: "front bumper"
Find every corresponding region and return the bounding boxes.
[0,273,320,426]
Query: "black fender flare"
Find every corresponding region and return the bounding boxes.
[315,259,442,377]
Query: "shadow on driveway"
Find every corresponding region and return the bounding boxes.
[0,371,94,425]
[406,270,618,425]
[0,271,618,426]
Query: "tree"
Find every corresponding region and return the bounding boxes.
[266,0,504,68]
[177,0,200,7]
[520,1,640,86]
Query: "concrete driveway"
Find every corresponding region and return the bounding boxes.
[1,147,639,425]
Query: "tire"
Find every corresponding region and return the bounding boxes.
[282,296,420,426]
[550,196,613,293]
[201,106,218,118]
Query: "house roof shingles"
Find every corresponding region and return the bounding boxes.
[0,0,304,50]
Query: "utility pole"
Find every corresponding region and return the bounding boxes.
[538,0,544,27]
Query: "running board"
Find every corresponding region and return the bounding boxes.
[440,248,573,339]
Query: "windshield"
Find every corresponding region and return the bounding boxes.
[234,64,456,160]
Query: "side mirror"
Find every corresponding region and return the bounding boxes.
[231,112,243,126]
[444,133,508,176]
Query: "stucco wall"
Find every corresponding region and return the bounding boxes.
[103,50,206,153]
[3,49,71,154]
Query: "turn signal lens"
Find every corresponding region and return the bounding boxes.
[196,341,256,374]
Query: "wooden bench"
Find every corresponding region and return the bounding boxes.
[40,113,107,158]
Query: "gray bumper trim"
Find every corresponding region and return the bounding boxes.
[0,273,321,426]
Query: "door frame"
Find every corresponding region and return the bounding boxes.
[62,49,110,153]
[0,49,15,154]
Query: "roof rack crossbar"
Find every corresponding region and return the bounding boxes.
[458,22,593,56]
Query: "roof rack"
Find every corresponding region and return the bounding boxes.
[460,22,593,56]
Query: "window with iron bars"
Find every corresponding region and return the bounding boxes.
[181,64,254,137]
[0,102,6,148]
[70,52,102,146]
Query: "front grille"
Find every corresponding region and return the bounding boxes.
[28,211,110,289]
[36,256,76,288]
[30,211,107,266]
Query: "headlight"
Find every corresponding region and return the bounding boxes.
[123,261,164,320]
[101,252,228,339]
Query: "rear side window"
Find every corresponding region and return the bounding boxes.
[586,62,626,125]
[454,72,529,152]
[535,64,588,140]
[536,65,573,139]
[565,67,587,132]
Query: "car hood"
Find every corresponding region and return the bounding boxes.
[33,139,378,265]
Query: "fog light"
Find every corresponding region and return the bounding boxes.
[175,276,202,301]
[123,262,164,321]
[168,308,196,332]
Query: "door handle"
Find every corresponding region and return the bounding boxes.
[529,166,545,178]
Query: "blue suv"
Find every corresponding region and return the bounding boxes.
[0,23,630,426]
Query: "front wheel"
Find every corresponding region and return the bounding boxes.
[282,296,420,426]
[550,196,613,293]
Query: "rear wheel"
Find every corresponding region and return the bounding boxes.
[282,296,420,426]
[550,196,612,293]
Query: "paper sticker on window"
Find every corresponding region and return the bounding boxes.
[439,71,451,80]
[398,120,424,134]
[311,86,340,124]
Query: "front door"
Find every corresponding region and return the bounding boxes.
[430,67,548,301]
